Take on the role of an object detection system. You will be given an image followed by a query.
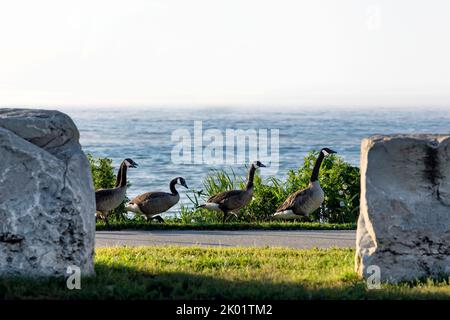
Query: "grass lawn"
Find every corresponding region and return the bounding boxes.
[1,247,449,299]
[96,221,357,231]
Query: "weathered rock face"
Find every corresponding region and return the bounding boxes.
[356,134,450,283]
[0,109,95,277]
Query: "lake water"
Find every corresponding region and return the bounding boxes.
[63,106,450,211]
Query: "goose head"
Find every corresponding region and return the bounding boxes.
[176,177,188,189]
[124,158,139,168]
[252,160,266,169]
[320,148,337,156]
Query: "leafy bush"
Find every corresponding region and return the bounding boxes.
[87,153,129,221]
[87,153,116,190]
[184,151,360,224]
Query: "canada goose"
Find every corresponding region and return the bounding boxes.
[125,177,188,223]
[198,161,266,223]
[95,158,138,226]
[273,148,336,220]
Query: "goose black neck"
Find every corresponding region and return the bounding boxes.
[310,152,325,182]
[117,162,128,188]
[169,179,178,195]
[115,163,123,187]
[246,165,257,190]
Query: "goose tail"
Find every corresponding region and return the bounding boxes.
[272,210,298,220]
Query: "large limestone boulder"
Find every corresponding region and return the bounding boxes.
[0,109,95,277]
[356,134,450,282]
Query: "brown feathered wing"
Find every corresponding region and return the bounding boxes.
[276,187,314,214]
[207,190,248,211]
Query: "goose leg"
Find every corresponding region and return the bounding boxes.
[152,216,165,223]
[230,212,239,220]
[222,211,228,224]
[104,214,110,228]
[95,211,102,223]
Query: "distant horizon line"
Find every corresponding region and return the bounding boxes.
[1,104,450,111]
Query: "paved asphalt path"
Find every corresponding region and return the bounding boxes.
[95,230,356,249]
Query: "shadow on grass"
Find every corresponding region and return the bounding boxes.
[1,263,449,300]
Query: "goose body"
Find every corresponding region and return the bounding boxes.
[273,181,324,219]
[199,161,266,223]
[203,188,254,213]
[95,187,127,215]
[273,148,336,220]
[95,158,138,225]
[126,177,187,222]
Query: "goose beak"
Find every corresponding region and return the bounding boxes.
[259,163,266,167]
[182,182,188,189]
[131,163,138,168]
[329,150,337,154]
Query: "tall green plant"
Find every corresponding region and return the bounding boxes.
[202,168,244,196]
[87,153,115,190]
[173,189,222,224]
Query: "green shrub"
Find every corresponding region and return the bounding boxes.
[202,168,244,197]
[87,153,116,190]
[87,153,129,221]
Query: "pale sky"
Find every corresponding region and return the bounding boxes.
[0,0,449,108]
